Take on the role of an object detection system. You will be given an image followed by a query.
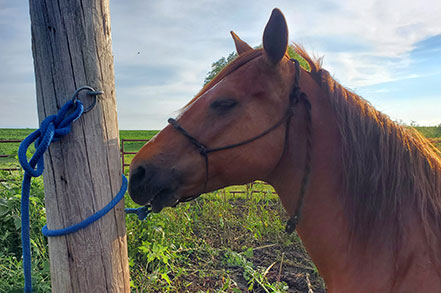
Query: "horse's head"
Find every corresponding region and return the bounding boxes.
[129,9,306,212]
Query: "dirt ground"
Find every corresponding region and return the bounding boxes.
[250,243,326,292]
[179,241,326,292]
[179,197,327,292]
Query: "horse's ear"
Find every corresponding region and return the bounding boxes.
[230,31,253,55]
[263,8,288,65]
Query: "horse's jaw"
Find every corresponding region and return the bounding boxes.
[148,188,180,212]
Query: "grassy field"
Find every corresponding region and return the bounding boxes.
[0,168,320,292]
[0,126,440,292]
[0,129,36,170]
[414,126,441,150]
[119,130,157,173]
[0,129,158,171]
[414,126,441,138]
[0,128,323,292]
[1,126,440,170]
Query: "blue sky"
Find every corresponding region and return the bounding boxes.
[0,0,440,129]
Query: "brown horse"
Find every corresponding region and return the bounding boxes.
[129,9,441,292]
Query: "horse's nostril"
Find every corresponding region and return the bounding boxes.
[131,165,146,182]
[129,165,148,205]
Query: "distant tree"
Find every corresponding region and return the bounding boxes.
[203,45,311,85]
[203,52,237,85]
[287,46,311,71]
[435,123,441,137]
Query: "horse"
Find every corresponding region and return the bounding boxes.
[128,8,441,292]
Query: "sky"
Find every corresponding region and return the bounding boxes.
[0,0,440,129]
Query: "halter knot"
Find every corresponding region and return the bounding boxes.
[198,145,207,156]
[285,215,299,234]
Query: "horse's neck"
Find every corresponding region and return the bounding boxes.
[266,72,441,291]
[267,83,354,281]
[266,94,393,291]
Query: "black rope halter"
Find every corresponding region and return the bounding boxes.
[168,58,312,234]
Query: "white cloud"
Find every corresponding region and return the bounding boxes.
[289,0,441,87]
[0,0,440,128]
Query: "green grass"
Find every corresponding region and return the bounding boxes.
[120,130,158,140]
[0,172,51,292]
[412,126,441,151]
[0,128,323,292]
[119,130,158,173]
[0,170,319,292]
[0,129,36,141]
[0,126,440,291]
[414,126,441,138]
[0,129,159,170]
[0,129,36,169]
[1,126,440,170]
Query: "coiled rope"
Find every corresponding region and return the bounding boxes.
[18,87,150,292]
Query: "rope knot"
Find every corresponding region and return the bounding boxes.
[289,87,301,105]
[18,100,84,177]
[199,145,207,156]
[18,87,114,293]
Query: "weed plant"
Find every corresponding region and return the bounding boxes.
[2,126,438,291]
[0,168,318,292]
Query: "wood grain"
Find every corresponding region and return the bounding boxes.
[29,0,130,291]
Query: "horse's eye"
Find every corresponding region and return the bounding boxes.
[210,98,238,113]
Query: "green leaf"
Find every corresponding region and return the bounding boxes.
[161,272,171,285]
[13,217,21,230]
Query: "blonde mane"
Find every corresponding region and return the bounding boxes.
[294,46,441,260]
[188,45,441,253]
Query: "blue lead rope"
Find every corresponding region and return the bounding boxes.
[41,175,128,237]
[19,90,150,292]
[19,99,84,293]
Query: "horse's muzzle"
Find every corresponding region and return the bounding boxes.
[128,164,181,211]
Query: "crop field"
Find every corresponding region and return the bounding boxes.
[0,129,158,171]
[414,126,441,150]
[0,126,440,292]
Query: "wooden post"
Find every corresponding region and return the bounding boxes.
[121,139,125,173]
[29,0,130,291]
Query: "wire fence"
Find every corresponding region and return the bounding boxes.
[6,137,437,191]
[3,137,439,170]
[120,139,148,173]
[1,139,274,194]
[119,139,274,195]
[0,140,22,172]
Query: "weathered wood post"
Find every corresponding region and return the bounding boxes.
[29,0,130,291]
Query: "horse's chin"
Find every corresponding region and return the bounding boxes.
[150,191,202,212]
[150,189,180,212]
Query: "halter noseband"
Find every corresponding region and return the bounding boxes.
[168,58,312,234]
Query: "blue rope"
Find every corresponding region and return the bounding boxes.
[125,206,151,220]
[19,95,150,292]
[41,175,128,237]
[19,99,84,293]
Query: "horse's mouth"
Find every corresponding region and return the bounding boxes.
[128,164,202,212]
[149,188,180,212]
[150,190,204,212]
[128,164,185,211]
